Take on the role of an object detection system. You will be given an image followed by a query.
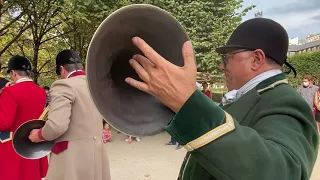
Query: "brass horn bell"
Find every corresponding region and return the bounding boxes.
[86,4,191,137]
[13,120,54,159]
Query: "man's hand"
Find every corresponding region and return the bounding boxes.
[125,37,197,112]
[28,129,42,143]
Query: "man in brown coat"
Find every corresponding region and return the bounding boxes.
[28,50,111,180]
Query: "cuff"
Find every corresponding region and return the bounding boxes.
[165,89,235,151]
[38,128,46,141]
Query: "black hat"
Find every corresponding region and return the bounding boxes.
[216,18,296,77]
[56,50,81,75]
[6,55,32,73]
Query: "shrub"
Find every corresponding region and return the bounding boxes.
[287,51,320,88]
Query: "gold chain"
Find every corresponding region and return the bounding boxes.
[39,106,49,121]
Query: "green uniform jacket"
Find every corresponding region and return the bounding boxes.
[165,73,319,180]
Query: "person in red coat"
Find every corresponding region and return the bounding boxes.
[201,82,212,99]
[0,55,49,180]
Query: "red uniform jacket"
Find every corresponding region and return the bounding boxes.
[0,81,49,180]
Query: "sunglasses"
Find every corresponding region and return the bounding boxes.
[220,49,253,65]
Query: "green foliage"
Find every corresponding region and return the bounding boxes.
[127,0,255,74]
[212,88,228,94]
[212,93,223,103]
[0,0,255,86]
[287,51,320,88]
[60,0,120,61]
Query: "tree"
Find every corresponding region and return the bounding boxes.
[60,0,121,62]
[0,0,70,83]
[127,0,255,74]
[0,0,255,85]
[0,0,33,57]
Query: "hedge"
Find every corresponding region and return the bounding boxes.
[211,93,223,103]
[287,51,320,88]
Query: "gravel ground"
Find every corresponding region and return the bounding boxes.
[42,128,320,180]
[105,130,186,180]
[106,130,320,180]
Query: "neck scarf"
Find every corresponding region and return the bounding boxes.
[222,69,282,105]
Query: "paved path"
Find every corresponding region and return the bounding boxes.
[311,150,320,180]
[106,131,186,180]
[105,130,320,180]
[42,129,320,179]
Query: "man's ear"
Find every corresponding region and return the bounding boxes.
[251,49,266,71]
[59,66,64,74]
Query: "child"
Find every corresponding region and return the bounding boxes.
[102,121,112,143]
[125,136,141,143]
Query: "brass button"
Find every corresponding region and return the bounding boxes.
[93,136,97,140]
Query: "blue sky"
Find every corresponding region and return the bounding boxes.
[240,0,320,39]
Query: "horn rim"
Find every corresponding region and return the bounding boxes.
[12,119,54,159]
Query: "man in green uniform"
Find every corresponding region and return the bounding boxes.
[125,18,319,180]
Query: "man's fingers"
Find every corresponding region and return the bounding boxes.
[132,37,163,66]
[125,77,150,93]
[129,59,150,83]
[133,55,155,72]
[182,41,196,69]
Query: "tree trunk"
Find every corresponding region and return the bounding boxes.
[32,41,40,83]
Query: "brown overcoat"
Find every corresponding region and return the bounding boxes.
[41,75,111,180]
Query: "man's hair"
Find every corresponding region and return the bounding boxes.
[43,86,50,91]
[303,75,313,81]
[63,63,83,73]
[266,57,280,66]
[15,70,29,77]
[103,120,108,127]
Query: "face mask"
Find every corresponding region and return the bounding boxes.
[303,82,309,87]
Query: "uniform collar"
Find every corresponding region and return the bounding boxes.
[256,73,288,93]
[66,70,85,79]
[16,77,32,84]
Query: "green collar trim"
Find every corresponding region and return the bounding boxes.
[256,73,288,94]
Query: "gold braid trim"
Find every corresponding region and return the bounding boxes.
[184,112,235,151]
[39,106,49,121]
